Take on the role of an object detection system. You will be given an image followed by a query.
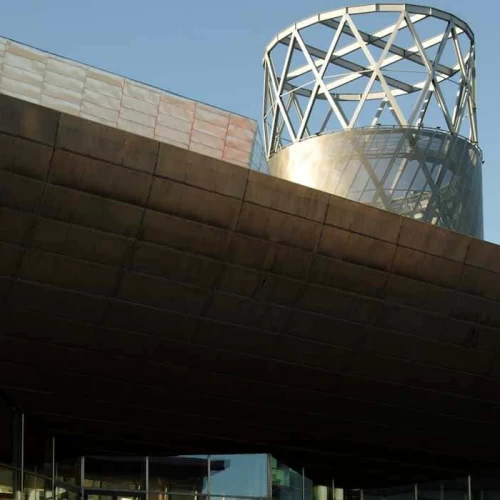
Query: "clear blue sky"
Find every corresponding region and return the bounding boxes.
[1,0,499,243]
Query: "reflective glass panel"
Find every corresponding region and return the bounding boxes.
[419,477,468,500]
[54,485,79,500]
[55,457,80,486]
[0,464,13,498]
[472,473,500,500]
[365,484,415,500]
[344,489,362,500]
[272,457,302,500]
[304,475,313,500]
[149,456,209,497]
[0,396,13,465]
[24,415,51,478]
[85,495,122,500]
[23,472,49,500]
[267,129,483,238]
[209,454,268,498]
[84,456,145,490]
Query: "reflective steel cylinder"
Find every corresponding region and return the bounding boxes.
[263,4,483,237]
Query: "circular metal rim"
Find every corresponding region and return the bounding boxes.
[269,124,483,159]
[264,3,474,56]
[263,3,475,101]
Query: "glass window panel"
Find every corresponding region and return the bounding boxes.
[24,415,54,480]
[209,454,268,498]
[0,396,14,465]
[54,484,79,500]
[149,455,209,496]
[23,472,50,500]
[85,495,145,500]
[55,457,80,486]
[272,457,302,500]
[0,464,13,498]
[472,473,500,500]
[349,167,370,198]
[304,476,313,500]
[365,484,415,500]
[84,456,145,490]
[22,473,56,500]
[344,489,363,500]
[440,478,468,500]
[418,477,468,500]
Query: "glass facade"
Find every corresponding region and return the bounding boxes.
[250,126,271,174]
[418,478,470,500]
[209,454,268,498]
[268,127,483,238]
[2,449,500,500]
[2,400,500,500]
[149,455,209,496]
[365,484,416,500]
[0,463,13,499]
[272,458,303,500]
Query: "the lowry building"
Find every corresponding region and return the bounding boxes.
[1,4,500,500]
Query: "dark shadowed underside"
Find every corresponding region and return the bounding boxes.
[0,94,500,487]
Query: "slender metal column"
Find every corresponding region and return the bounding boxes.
[12,411,24,500]
[52,437,56,499]
[302,467,306,500]
[145,456,149,500]
[267,455,273,500]
[207,455,211,499]
[79,456,85,500]
[43,436,56,499]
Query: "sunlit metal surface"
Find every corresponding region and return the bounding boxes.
[263,4,483,237]
[269,127,483,238]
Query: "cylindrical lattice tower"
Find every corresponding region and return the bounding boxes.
[263,4,483,237]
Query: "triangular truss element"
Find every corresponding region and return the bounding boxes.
[263,4,478,158]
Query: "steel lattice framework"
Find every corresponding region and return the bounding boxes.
[262,4,478,158]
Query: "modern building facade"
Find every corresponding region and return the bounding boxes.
[0,4,498,500]
[3,446,500,500]
[0,36,267,172]
[263,4,483,237]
